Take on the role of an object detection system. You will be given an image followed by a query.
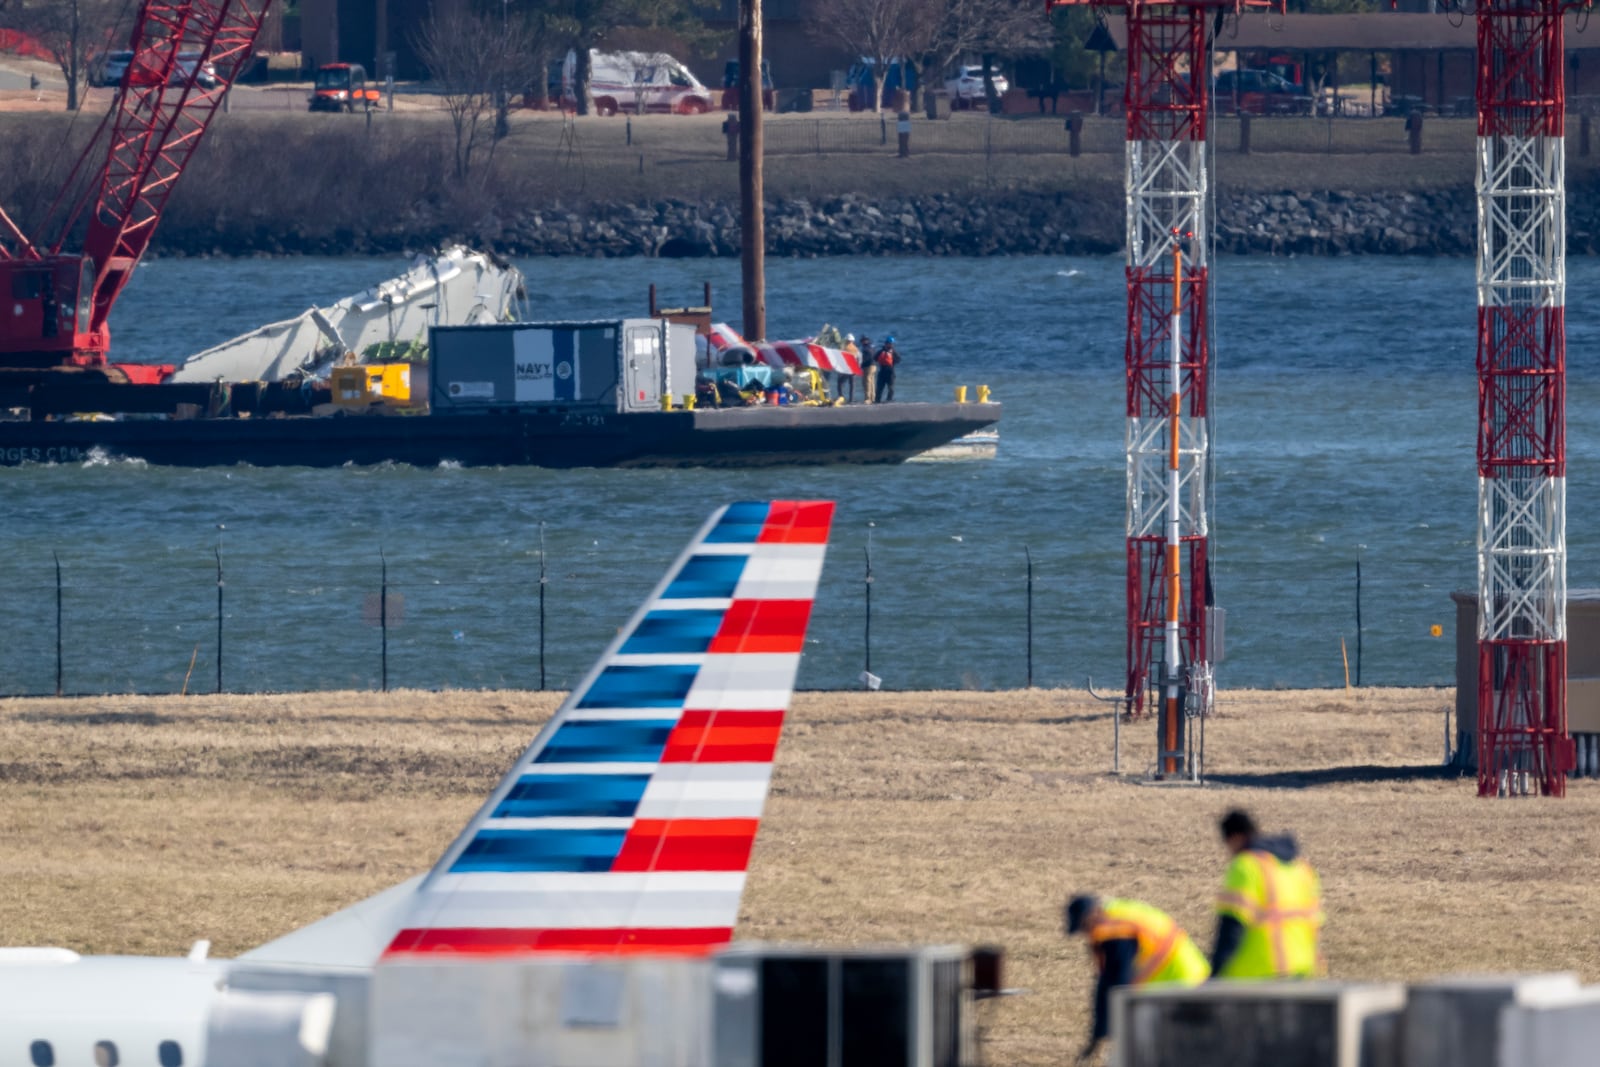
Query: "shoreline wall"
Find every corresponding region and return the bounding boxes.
[155,184,1600,258]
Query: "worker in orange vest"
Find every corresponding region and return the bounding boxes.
[874,335,900,403]
[1065,894,1209,1065]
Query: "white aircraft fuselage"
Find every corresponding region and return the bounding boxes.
[0,953,222,1067]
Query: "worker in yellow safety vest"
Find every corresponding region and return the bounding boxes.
[1211,808,1325,979]
[1064,894,1210,1065]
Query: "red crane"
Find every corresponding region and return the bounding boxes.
[0,0,272,376]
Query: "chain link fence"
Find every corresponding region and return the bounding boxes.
[0,540,1458,698]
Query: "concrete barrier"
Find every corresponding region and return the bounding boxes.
[1402,973,1580,1067]
[1501,985,1600,1067]
[1110,981,1406,1067]
[369,957,711,1067]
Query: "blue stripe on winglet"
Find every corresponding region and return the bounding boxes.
[620,609,725,655]
[493,773,652,818]
[532,719,677,763]
[662,555,746,600]
[578,665,698,709]
[704,501,771,544]
[450,828,627,873]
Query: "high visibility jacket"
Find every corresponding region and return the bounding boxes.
[1215,849,1324,979]
[1088,899,1210,986]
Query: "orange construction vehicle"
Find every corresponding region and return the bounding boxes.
[309,62,381,112]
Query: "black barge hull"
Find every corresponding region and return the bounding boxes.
[0,403,1001,469]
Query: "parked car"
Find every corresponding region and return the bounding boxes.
[944,64,1009,107]
[562,49,713,116]
[94,50,134,87]
[720,58,774,112]
[846,58,917,112]
[1213,69,1312,115]
[173,52,219,89]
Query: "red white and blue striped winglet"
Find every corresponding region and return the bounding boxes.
[382,500,835,959]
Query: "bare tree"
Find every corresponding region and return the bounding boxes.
[811,0,938,112]
[915,0,987,111]
[969,0,1050,110]
[414,7,542,179]
[0,0,121,111]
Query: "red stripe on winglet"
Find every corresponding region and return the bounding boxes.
[757,500,835,544]
[382,926,733,958]
[708,600,814,654]
[660,709,785,763]
[610,818,761,872]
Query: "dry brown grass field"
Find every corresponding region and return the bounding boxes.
[3,686,1598,1065]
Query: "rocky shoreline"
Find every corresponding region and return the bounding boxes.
[157,182,1600,258]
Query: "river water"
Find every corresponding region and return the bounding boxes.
[2,252,1596,697]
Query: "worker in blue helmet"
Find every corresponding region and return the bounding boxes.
[874,335,900,403]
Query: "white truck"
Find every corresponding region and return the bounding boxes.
[562,49,714,116]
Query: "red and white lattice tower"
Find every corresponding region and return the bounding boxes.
[1475,2,1575,796]
[1048,1,1279,776]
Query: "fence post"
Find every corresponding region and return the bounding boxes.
[880,114,887,145]
[53,551,62,697]
[626,116,632,146]
[1025,546,1034,688]
[214,527,225,694]
[1355,547,1363,688]
[380,549,389,693]
[1407,111,1424,155]
[897,110,911,157]
[539,522,548,691]
[863,524,874,687]
[1239,113,1251,155]
[1066,112,1082,158]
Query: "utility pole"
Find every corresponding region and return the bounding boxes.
[496,0,511,140]
[67,0,81,112]
[738,0,765,341]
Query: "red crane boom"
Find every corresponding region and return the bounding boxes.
[0,0,272,373]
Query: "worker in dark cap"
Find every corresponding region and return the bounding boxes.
[1211,808,1324,979]
[1063,894,1209,1065]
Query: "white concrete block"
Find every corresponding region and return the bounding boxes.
[1499,985,1600,1067]
[369,957,711,1067]
[1109,981,1406,1067]
[1402,973,1580,1067]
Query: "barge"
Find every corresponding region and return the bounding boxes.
[0,316,999,469]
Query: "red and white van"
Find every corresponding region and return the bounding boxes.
[562,50,714,116]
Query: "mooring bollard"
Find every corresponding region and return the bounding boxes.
[897,111,911,157]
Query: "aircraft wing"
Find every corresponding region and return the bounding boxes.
[381,500,835,958]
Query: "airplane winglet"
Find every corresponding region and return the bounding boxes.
[381,500,835,959]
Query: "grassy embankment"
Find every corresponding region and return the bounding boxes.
[4,686,1599,1066]
[0,98,1560,250]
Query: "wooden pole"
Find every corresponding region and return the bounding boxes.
[738,0,765,341]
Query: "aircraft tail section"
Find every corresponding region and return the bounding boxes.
[381,500,835,959]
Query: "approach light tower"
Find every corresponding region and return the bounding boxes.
[1474,1,1575,796]
[1045,0,1280,777]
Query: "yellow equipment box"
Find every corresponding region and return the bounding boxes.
[332,364,411,408]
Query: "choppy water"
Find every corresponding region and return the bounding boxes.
[1,252,1593,696]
